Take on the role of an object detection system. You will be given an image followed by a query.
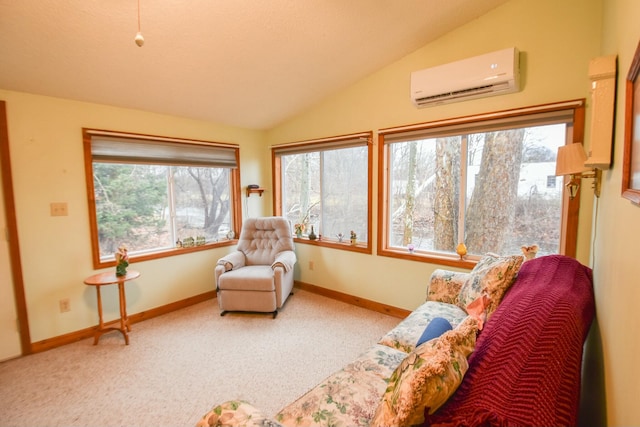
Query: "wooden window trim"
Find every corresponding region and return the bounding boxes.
[377,100,586,266]
[272,132,374,254]
[83,128,242,270]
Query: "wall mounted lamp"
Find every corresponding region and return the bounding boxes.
[555,143,602,199]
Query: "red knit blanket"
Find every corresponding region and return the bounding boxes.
[428,255,595,427]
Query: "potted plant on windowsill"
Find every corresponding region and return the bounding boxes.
[294,223,305,238]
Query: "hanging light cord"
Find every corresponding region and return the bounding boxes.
[134,0,145,47]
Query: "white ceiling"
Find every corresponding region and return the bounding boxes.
[0,0,509,130]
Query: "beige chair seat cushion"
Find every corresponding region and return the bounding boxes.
[218,265,275,292]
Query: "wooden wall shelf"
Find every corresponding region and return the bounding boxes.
[246,187,265,197]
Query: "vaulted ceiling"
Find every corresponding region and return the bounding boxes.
[0,0,510,130]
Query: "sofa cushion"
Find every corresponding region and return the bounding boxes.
[371,316,479,427]
[197,400,282,427]
[275,344,407,427]
[416,317,452,347]
[427,269,470,305]
[457,253,523,317]
[378,301,468,353]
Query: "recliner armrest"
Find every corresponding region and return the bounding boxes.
[271,250,297,272]
[216,250,246,271]
[426,269,470,305]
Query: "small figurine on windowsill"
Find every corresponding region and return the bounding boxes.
[115,244,129,277]
[350,230,357,245]
[456,242,467,260]
[521,244,539,261]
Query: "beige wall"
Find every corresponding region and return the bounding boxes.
[594,0,640,425]
[0,90,270,342]
[268,0,601,307]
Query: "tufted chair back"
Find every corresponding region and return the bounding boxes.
[237,217,294,265]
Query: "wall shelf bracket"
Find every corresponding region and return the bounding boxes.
[246,187,265,197]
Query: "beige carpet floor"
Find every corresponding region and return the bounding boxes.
[0,290,401,427]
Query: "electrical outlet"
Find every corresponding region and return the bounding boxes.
[59,298,71,313]
[309,260,314,271]
[50,202,68,216]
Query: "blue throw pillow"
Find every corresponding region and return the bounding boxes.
[416,317,453,347]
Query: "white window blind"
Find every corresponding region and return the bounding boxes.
[381,107,577,143]
[86,130,238,168]
[272,132,371,156]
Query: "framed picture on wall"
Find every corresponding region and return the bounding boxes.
[622,39,640,204]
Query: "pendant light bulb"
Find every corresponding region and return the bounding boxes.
[134,31,145,47]
[134,0,144,47]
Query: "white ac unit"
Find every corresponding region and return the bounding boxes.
[411,47,520,108]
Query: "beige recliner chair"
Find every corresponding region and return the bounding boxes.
[214,216,297,318]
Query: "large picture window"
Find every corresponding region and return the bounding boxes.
[272,132,372,252]
[378,100,585,265]
[83,129,241,268]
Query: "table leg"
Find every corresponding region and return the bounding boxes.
[93,281,130,345]
[94,285,103,345]
[117,281,130,345]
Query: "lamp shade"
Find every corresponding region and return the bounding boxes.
[555,143,590,176]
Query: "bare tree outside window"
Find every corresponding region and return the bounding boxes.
[386,123,566,258]
[274,133,371,247]
[174,167,231,240]
[94,164,232,259]
[465,129,525,254]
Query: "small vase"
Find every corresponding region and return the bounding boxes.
[308,226,317,240]
[296,231,302,238]
[116,262,128,277]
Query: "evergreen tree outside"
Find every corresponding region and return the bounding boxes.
[93,163,231,259]
[94,163,168,256]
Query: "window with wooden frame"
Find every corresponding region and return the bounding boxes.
[272,132,373,253]
[378,100,585,267]
[83,129,241,269]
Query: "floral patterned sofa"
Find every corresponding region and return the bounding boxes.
[197,254,595,427]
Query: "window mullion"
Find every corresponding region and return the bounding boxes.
[458,135,468,247]
[319,152,324,234]
[167,167,178,246]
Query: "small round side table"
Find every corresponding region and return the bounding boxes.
[84,270,140,345]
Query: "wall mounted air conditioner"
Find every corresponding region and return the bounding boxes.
[411,47,520,108]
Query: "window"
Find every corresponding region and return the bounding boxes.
[272,132,372,251]
[378,100,585,265]
[83,129,241,268]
